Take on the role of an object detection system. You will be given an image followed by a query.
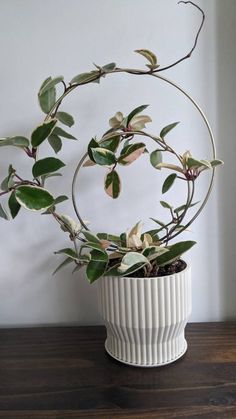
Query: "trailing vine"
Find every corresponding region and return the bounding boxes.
[0,2,223,281]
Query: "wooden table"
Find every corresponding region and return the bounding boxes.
[0,323,236,418]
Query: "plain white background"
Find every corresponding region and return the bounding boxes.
[0,0,233,325]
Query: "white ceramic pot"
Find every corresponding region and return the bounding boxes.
[98,263,191,367]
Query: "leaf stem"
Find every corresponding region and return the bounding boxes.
[156,1,205,73]
[43,1,205,122]
[0,190,9,197]
[161,180,195,243]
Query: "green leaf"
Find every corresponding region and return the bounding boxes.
[174,201,199,214]
[118,247,132,254]
[1,165,16,191]
[56,112,74,127]
[88,138,99,162]
[48,134,62,154]
[97,233,121,243]
[76,254,91,263]
[126,104,149,127]
[155,162,183,173]
[8,164,16,176]
[54,248,78,260]
[104,170,121,199]
[150,218,166,228]
[0,204,8,220]
[150,149,163,168]
[82,231,101,244]
[198,159,212,169]
[102,62,116,72]
[31,119,57,147]
[187,157,210,169]
[118,143,146,165]
[60,214,81,234]
[141,229,160,241]
[119,144,130,156]
[38,77,56,114]
[39,76,64,95]
[8,192,21,218]
[155,241,196,266]
[53,257,73,275]
[86,249,108,283]
[120,263,148,277]
[142,246,168,260]
[32,157,65,178]
[72,264,84,274]
[54,195,68,205]
[100,135,120,152]
[210,159,224,168]
[15,186,54,211]
[0,136,29,148]
[100,130,121,140]
[123,139,130,148]
[135,49,158,68]
[82,241,105,252]
[1,176,9,191]
[103,264,122,277]
[162,173,177,194]
[160,122,179,139]
[160,200,173,210]
[70,71,100,85]
[42,195,68,214]
[52,127,76,140]
[129,115,152,130]
[91,148,116,166]
[118,252,150,273]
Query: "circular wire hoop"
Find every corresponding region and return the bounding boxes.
[72,72,216,233]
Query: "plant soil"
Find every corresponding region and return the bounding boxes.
[109,258,187,278]
[128,259,187,278]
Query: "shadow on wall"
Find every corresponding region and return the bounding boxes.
[216,0,236,319]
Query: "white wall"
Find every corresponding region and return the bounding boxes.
[0,0,231,326]
[216,0,236,320]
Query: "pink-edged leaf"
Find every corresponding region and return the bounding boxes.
[104,170,121,199]
[118,143,146,166]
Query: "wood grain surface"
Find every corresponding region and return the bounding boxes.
[0,323,236,418]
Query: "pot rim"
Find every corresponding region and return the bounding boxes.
[104,260,190,281]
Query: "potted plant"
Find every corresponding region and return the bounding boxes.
[0,2,223,367]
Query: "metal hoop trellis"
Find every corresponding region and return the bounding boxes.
[71,71,216,242]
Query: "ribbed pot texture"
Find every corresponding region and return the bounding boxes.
[98,264,191,367]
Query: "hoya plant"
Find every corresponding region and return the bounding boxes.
[0,1,223,283]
